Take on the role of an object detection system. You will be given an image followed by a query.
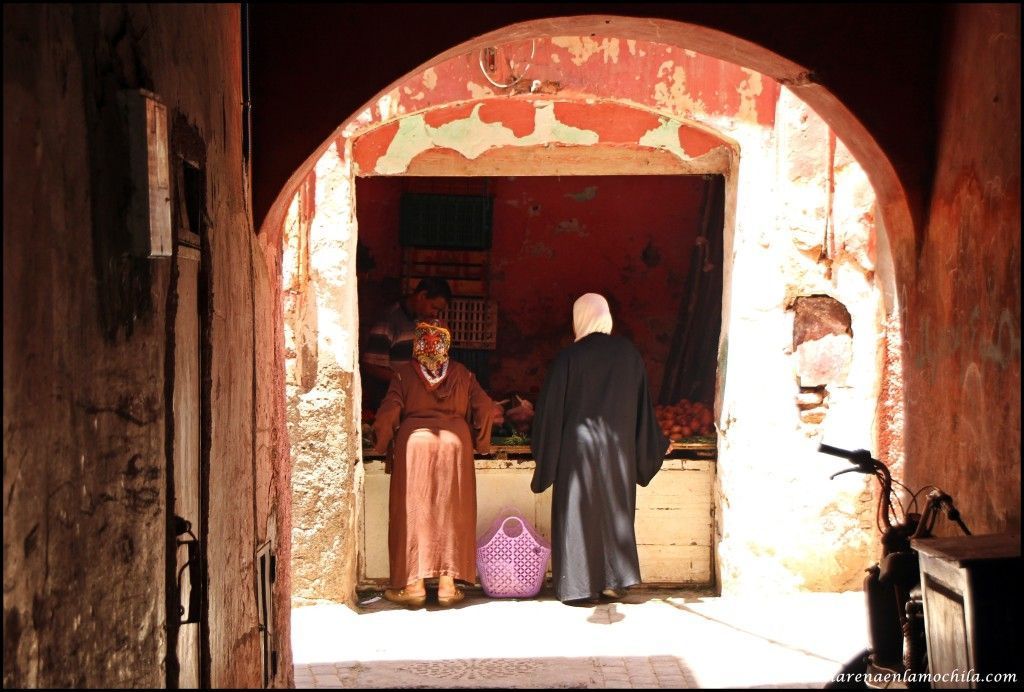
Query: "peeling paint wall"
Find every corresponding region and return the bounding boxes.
[3,5,291,688]
[713,88,884,594]
[354,100,732,178]
[284,144,363,606]
[339,37,778,143]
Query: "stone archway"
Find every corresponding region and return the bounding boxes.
[277,23,904,604]
[262,16,914,282]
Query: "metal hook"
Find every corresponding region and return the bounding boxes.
[477,39,536,89]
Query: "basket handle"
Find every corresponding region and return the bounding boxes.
[500,515,526,537]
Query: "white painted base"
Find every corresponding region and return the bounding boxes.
[359,457,715,587]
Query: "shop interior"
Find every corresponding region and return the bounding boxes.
[356,174,724,453]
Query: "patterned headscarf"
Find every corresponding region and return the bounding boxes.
[572,293,613,341]
[412,320,452,385]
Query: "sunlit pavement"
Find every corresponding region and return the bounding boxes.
[291,586,868,689]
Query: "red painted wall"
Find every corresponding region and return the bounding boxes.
[903,5,1021,535]
[356,175,710,403]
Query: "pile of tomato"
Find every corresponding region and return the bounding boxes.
[655,399,715,440]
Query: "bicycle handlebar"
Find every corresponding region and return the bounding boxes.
[818,444,876,470]
[918,489,972,537]
[819,443,897,532]
[818,444,971,545]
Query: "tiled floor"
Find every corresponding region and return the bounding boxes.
[291,586,869,688]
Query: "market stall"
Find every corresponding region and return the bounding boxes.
[355,173,722,589]
[359,401,716,588]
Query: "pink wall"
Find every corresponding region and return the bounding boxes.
[356,175,710,403]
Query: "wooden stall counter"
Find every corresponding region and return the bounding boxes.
[358,442,717,589]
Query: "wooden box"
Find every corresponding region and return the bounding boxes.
[912,533,1021,688]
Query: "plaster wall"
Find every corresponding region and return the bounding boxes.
[284,36,888,600]
[3,5,291,688]
[284,145,362,606]
[903,4,1021,534]
[714,89,883,594]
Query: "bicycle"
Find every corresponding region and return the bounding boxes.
[818,444,971,689]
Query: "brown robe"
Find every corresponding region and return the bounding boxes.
[372,361,494,588]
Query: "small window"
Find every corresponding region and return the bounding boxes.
[175,156,206,248]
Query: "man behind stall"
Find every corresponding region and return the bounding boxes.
[362,277,453,409]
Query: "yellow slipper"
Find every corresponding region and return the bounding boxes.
[384,588,427,609]
[437,588,465,607]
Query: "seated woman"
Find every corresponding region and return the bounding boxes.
[371,320,495,608]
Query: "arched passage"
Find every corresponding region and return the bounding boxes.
[277,22,902,603]
[260,16,915,284]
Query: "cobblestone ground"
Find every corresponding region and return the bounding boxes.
[292,586,868,689]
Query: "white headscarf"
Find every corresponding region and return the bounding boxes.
[573,293,613,341]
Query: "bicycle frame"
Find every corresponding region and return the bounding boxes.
[819,444,971,688]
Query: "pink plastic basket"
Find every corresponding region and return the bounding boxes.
[475,511,551,598]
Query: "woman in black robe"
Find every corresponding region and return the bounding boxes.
[531,293,669,604]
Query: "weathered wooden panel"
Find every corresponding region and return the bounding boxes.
[359,460,715,586]
[639,544,713,583]
[475,468,544,539]
[635,507,714,536]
